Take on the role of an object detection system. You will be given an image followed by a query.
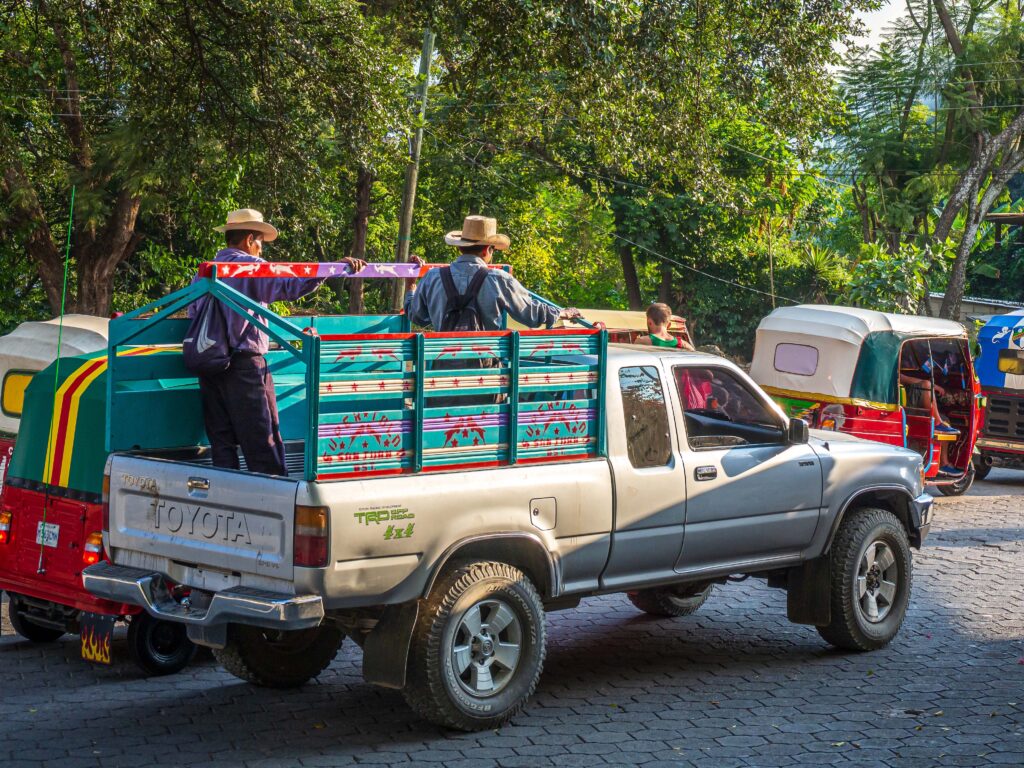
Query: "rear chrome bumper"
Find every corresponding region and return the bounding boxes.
[82,562,324,632]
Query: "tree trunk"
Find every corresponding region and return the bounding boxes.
[1,166,65,314]
[658,259,672,304]
[348,166,373,314]
[939,189,980,320]
[73,192,143,316]
[618,240,643,310]
[938,151,1024,319]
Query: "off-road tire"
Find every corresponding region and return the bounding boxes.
[213,624,344,688]
[972,457,992,482]
[127,613,197,676]
[937,465,975,496]
[627,583,713,617]
[7,594,65,643]
[403,561,546,731]
[817,507,912,652]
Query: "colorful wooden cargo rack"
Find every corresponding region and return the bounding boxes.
[105,263,608,482]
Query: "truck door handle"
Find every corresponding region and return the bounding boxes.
[187,477,210,492]
[694,465,717,481]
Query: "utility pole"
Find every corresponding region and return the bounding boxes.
[390,28,435,312]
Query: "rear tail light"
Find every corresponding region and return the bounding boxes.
[83,531,103,566]
[294,505,329,568]
[101,472,110,532]
[0,510,11,544]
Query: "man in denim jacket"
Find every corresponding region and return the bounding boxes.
[191,209,364,476]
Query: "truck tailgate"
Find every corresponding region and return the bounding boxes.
[105,455,297,581]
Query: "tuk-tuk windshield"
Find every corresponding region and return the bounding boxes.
[998,349,1024,375]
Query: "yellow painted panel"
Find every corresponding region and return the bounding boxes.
[2,371,33,417]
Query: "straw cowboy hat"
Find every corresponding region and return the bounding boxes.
[444,215,510,251]
[214,208,279,241]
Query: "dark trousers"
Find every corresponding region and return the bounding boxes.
[198,353,288,476]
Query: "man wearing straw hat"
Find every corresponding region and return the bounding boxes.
[192,208,365,476]
[404,214,580,331]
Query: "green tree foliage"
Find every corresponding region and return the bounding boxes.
[847,240,954,313]
[1,0,876,360]
[833,1,1024,317]
[1,0,407,317]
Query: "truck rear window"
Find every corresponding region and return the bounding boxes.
[619,366,671,468]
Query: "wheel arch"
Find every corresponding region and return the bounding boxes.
[423,533,559,600]
[825,486,919,552]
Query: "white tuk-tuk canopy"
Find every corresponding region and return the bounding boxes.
[750,305,965,403]
[0,315,109,434]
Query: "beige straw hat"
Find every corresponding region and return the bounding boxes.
[444,215,510,250]
[213,208,279,241]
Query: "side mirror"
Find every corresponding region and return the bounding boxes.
[788,417,809,444]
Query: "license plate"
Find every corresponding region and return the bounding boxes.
[35,522,59,548]
[80,612,115,665]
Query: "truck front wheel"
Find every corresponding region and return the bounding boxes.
[403,561,546,731]
[213,624,344,688]
[817,507,912,651]
[127,613,198,676]
[628,583,713,617]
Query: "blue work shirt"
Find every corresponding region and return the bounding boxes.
[189,248,325,355]
[404,256,559,330]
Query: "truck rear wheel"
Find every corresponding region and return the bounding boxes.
[403,561,546,731]
[817,507,912,652]
[7,594,65,643]
[628,583,713,617]
[127,613,197,676]
[213,624,344,688]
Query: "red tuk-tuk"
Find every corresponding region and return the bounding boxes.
[0,319,196,674]
[750,305,983,496]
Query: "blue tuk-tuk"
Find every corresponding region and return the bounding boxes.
[973,309,1024,478]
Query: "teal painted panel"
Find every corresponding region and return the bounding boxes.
[108,389,206,450]
[110,319,192,346]
[312,315,408,335]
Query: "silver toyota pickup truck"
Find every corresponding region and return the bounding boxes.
[82,277,930,730]
[86,345,931,731]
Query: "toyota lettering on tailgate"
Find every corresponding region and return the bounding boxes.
[151,500,252,544]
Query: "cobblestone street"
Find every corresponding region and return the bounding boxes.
[2,472,1022,768]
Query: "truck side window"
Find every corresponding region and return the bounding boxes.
[619,366,671,468]
[675,366,785,450]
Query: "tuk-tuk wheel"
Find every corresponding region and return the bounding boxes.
[972,456,992,482]
[127,613,198,676]
[937,465,976,497]
[7,594,65,643]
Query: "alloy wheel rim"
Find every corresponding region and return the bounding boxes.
[857,540,899,623]
[451,598,523,697]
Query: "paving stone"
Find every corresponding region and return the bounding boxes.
[3,473,1024,767]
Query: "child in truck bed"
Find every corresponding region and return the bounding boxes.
[636,303,695,351]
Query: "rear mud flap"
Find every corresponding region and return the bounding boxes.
[787,558,831,626]
[362,601,420,690]
[187,623,228,649]
[80,612,116,665]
